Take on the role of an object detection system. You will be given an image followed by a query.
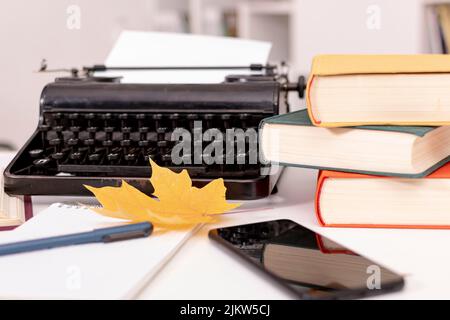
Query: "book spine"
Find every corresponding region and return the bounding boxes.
[306,75,321,126]
[314,171,327,227]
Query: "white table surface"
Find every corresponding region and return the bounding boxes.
[4,152,450,299]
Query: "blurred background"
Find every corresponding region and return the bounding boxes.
[0,0,448,149]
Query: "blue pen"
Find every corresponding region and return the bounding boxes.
[0,222,153,257]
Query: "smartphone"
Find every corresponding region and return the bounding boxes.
[209,220,404,299]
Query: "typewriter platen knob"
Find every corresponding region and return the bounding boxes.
[283,75,306,99]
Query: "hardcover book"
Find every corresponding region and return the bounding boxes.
[260,110,450,177]
[315,162,450,229]
[306,54,450,127]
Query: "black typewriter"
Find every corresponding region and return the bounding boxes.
[4,63,305,200]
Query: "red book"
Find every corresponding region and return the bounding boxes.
[315,163,450,229]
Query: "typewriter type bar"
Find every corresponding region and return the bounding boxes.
[5,78,286,200]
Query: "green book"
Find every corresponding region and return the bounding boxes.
[259,109,450,177]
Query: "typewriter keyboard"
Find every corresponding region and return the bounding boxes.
[20,112,267,178]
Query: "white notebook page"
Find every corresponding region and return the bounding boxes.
[0,204,197,299]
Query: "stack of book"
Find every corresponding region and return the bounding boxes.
[261,54,450,229]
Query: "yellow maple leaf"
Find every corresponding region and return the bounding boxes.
[84,159,240,229]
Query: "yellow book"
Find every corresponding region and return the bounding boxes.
[306,54,450,127]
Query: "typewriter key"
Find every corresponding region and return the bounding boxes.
[101,113,112,120]
[169,113,180,129]
[84,113,95,120]
[156,127,167,141]
[138,140,149,147]
[38,124,50,132]
[69,152,83,161]
[88,153,101,162]
[53,125,64,133]
[221,114,232,129]
[239,113,250,128]
[152,114,163,128]
[120,140,131,147]
[51,152,65,162]
[49,138,62,146]
[33,158,51,168]
[107,152,119,162]
[204,114,214,129]
[67,138,79,146]
[187,114,198,131]
[162,153,172,165]
[29,149,44,158]
[102,140,113,147]
[69,126,81,133]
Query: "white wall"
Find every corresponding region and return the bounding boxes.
[291,0,429,75]
[0,0,435,148]
[0,0,156,149]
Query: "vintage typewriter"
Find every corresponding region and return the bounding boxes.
[4,62,305,200]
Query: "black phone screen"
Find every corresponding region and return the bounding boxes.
[209,220,404,299]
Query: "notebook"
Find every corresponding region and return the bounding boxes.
[315,162,450,229]
[0,203,198,299]
[260,110,450,177]
[0,168,32,230]
[306,54,450,127]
